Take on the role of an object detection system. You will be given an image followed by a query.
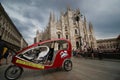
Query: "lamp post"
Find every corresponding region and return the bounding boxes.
[74,13,82,50]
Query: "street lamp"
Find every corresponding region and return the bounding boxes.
[74,12,82,50]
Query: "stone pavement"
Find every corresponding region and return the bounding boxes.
[0,57,120,80]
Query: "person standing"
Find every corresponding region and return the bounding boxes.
[47,41,55,65]
[0,44,10,66]
[83,48,88,59]
[97,48,103,60]
[72,48,76,56]
[91,48,94,59]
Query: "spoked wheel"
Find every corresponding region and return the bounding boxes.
[4,65,23,80]
[63,60,72,71]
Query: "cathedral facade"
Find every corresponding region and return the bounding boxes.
[35,8,97,50]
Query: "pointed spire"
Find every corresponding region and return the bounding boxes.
[49,11,52,22]
[60,10,64,21]
[84,16,86,22]
[76,8,80,14]
[36,29,39,35]
[89,22,93,29]
[56,16,59,22]
[53,12,55,22]
[83,16,87,31]
[89,22,93,33]
[60,10,64,16]
[49,11,55,22]
[67,4,71,11]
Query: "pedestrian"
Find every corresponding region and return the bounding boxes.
[91,48,94,59]
[72,48,76,56]
[76,49,80,57]
[97,48,103,60]
[83,48,88,59]
[47,41,55,65]
[0,44,10,66]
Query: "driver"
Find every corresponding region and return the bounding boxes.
[47,41,55,64]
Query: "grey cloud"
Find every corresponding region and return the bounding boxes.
[78,0,120,38]
[12,18,34,31]
[1,0,120,44]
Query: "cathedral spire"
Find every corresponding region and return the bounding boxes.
[49,11,55,22]
[49,11,52,22]
[56,16,59,22]
[83,16,87,32]
[53,12,55,22]
[89,22,93,34]
[60,10,64,16]
[60,10,64,21]
[67,4,71,11]
[76,8,80,14]
[36,29,39,35]
[49,12,55,23]
[84,16,86,22]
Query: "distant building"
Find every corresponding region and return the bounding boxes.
[0,3,28,50]
[97,35,120,52]
[34,7,97,50]
[34,30,42,43]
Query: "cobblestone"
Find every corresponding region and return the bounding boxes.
[0,57,120,80]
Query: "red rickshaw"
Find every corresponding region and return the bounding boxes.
[4,38,72,80]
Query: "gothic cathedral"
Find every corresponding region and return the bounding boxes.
[35,8,97,50]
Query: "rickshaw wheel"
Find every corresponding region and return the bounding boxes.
[63,60,72,71]
[4,65,23,80]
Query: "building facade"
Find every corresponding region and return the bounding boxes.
[35,8,97,50]
[97,35,120,52]
[0,3,28,50]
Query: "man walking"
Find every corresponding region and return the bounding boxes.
[0,44,10,66]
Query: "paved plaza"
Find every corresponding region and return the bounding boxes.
[0,57,120,80]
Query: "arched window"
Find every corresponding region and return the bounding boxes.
[76,41,79,49]
[58,34,60,38]
[65,26,67,31]
[75,29,78,34]
[58,44,61,50]
[66,35,68,39]
[0,23,1,27]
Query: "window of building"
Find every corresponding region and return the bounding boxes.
[76,41,79,49]
[110,44,112,48]
[39,40,42,42]
[66,35,68,39]
[65,26,67,31]
[0,23,1,27]
[58,44,61,50]
[104,45,106,49]
[58,34,60,38]
[75,29,78,34]
[114,44,116,48]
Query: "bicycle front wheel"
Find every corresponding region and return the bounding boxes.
[4,65,23,80]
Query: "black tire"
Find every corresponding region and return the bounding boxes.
[4,65,23,80]
[63,60,72,71]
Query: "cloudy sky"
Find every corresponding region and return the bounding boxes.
[0,0,120,45]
